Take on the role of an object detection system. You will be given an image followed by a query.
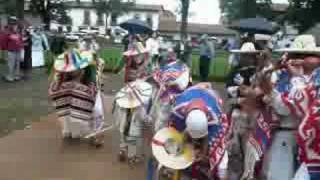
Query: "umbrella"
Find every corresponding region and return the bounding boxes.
[229,17,278,35]
[120,19,152,34]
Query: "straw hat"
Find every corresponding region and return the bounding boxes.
[152,127,193,170]
[123,42,148,56]
[276,35,320,55]
[230,42,261,53]
[54,49,94,72]
[115,80,153,109]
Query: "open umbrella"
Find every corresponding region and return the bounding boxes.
[120,18,152,34]
[229,17,278,35]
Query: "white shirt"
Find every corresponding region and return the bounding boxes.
[146,37,160,56]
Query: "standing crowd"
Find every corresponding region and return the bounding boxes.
[0,16,49,82]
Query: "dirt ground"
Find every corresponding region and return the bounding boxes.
[0,65,226,180]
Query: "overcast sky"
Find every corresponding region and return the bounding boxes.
[136,0,289,24]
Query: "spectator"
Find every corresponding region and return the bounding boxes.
[31,27,49,68]
[21,27,32,80]
[199,34,214,82]
[50,27,65,56]
[3,16,24,82]
[183,39,193,68]
[79,35,99,52]
[146,31,160,69]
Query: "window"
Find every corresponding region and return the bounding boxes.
[83,10,91,25]
[134,13,141,20]
[146,15,153,27]
[111,14,118,26]
[96,12,104,26]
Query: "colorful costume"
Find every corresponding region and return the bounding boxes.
[48,48,104,145]
[113,80,154,163]
[267,35,320,179]
[123,42,149,83]
[169,84,230,179]
[226,42,261,179]
[152,61,191,132]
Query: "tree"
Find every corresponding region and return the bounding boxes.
[220,0,273,23]
[286,0,320,32]
[30,0,71,29]
[16,0,25,20]
[94,0,134,34]
[179,0,191,41]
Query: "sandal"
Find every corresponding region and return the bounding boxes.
[118,149,128,162]
[128,155,145,167]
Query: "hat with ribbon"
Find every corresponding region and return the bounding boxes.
[115,80,153,109]
[152,127,193,170]
[230,42,261,54]
[123,42,149,56]
[276,35,320,55]
[54,49,94,72]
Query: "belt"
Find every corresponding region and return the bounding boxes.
[275,127,296,131]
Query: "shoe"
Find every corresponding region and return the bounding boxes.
[3,76,14,82]
[15,77,21,81]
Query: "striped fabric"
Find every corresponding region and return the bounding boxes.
[49,81,96,122]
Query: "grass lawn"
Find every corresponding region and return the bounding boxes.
[99,48,231,82]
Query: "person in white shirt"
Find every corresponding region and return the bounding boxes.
[146,31,160,70]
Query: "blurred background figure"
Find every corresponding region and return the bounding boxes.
[21,27,32,80]
[183,39,193,68]
[146,31,160,69]
[31,26,49,68]
[80,35,99,52]
[50,26,65,56]
[199,34,215,82]
[3,16,23,82]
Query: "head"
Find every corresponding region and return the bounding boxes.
[239,53,258,67]
[151,31,158,38]
[288,53,320,72]
[185,109,208,139]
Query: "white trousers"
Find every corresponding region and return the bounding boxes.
[32,50,45,67]
[262,130,297,180]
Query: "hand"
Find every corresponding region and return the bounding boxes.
[287,59,304,77]
[239,85,255,97]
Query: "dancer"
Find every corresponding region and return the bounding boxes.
[257,35,320,180]
[225,42,262,179]
[152,83,230,179]
[48,37,104,146]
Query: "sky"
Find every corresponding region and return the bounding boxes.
[136,0,289,24]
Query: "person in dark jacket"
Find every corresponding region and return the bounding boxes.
[21,28,32,80]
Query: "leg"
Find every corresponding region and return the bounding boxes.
[199,56,205,82]
[5,51,15,82]
[262,131,296,180]
[203,58,211,82]
[14,51,21,80]
[228,109,245,179]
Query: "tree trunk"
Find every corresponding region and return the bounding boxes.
[180,0,190,41]
[105,13,110,35]
[43,0,51,30]
[16,0,25,20]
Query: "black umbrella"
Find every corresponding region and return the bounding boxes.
[120,19,153,34]
[229,17,278,35]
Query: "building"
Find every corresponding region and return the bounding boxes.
[159,20,237,42]
[62,1,164,32]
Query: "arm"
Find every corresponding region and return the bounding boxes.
[269,76,307,117]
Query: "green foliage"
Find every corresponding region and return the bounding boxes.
[220,0,273,23]
[287,0,320,32]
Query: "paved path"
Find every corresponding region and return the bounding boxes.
[0,65,226,180]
